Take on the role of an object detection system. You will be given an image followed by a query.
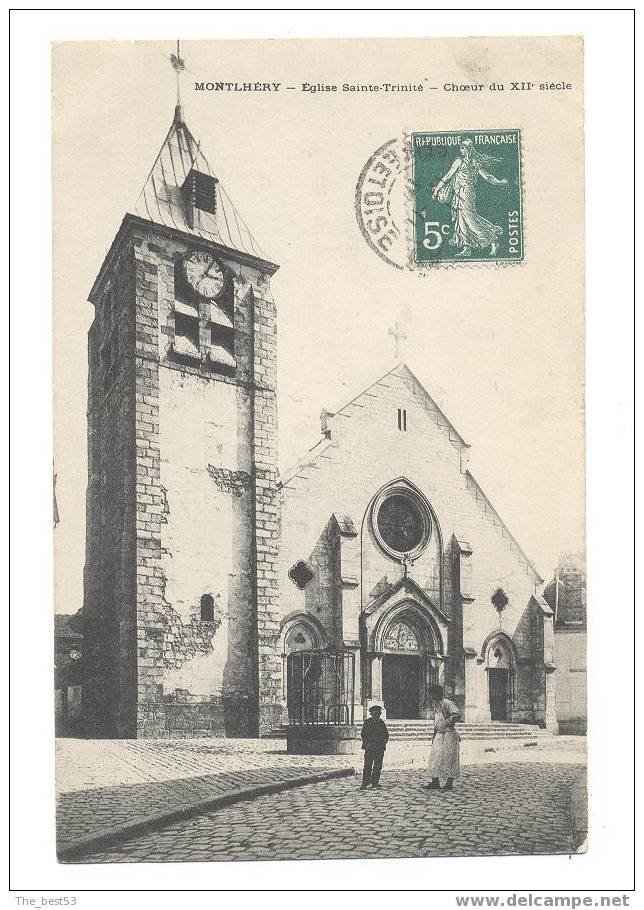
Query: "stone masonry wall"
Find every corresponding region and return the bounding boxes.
[251,286,281,735]
[84,215,281,738]
[132,238,166,736]
[554,629,587,731]
[83,245,138,737]
[127,225,280,737]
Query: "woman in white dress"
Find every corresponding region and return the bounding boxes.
[432,139,508,258]
[426,685,461,791]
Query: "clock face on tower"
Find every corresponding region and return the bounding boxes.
[183,250,224,299]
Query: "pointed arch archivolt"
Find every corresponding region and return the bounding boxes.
[480,630,517,666]
[374,599,444,656]
[279,611,328,655]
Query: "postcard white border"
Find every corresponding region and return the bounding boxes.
[8,8,636,900]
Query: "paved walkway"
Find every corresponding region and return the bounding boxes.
[78,759,585,863]
[56,738,350,854]
[56,736,585,859]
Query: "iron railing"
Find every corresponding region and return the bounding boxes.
[285,650,355,726]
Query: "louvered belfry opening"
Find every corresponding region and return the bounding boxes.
[181,168,219,228]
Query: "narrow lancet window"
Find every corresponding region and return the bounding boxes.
[200,593,215,622]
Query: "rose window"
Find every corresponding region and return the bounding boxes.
[372,484,432,559]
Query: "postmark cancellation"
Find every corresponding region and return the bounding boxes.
[356,129,524,270]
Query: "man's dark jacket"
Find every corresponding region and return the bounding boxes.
[361,717,390,751]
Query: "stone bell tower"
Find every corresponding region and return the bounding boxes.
[82,52,281,738]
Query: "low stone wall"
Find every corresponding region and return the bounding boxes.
[558,719,587,735]
[137,694,257,738]
[286,724,360,755]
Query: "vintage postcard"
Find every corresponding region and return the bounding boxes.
[52,36,586,865]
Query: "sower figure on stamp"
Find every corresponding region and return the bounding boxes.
[426,685,461,791]
[432,139,507,258]
[360,705,389,790]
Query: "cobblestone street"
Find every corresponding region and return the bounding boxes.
[56,738,349,852]
[78,759,584,864]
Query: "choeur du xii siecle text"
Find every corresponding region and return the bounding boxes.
[193,80,573,94]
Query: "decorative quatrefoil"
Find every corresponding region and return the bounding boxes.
[491,588,509,614]
[288,560,314,590]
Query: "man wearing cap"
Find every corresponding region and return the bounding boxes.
[360,705,390,790]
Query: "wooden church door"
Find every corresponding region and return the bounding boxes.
[383,655,421,719]
[488,668,509,721]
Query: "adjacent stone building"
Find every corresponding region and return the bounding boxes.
[82,101,558,738]
[544,555,587,734]
[54,614,84,736]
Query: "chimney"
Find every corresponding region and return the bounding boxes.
[320,409,334,438]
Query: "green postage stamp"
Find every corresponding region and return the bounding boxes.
[411,130,523,264]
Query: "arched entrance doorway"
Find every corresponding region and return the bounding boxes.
[282,618,323,723]
[382,620,423,718]
[378,605,442,719]
[482,633,517,722]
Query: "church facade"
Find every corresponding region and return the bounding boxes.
[278,365,557,732]
[82,101,557,739]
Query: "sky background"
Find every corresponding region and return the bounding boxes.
[52,37,585,614]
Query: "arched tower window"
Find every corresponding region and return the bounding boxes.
[200,593,215,622]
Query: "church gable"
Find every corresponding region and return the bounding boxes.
[281,363,469,497]
[279,360,549,726]
[323,363,468,449]
[280,361,541,587]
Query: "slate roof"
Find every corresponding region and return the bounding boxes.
[133,105,267,260]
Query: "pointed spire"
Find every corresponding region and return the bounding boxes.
[130,41,273,264]
[170,39,186,124]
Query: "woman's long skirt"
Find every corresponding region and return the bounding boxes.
[450,186,503,251]
[428,729,460,778]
